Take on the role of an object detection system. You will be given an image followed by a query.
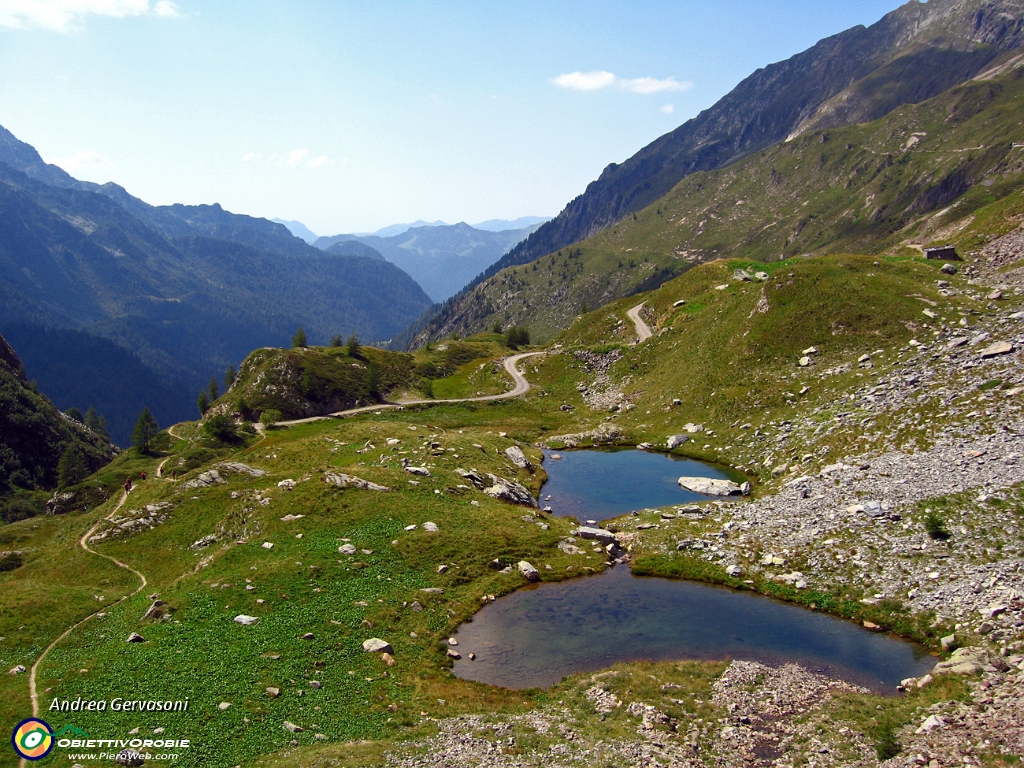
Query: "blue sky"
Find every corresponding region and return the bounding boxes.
[0,0,905,235]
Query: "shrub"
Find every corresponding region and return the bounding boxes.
[0,497,44,525]
[924,510,951,540]
[260,409,283,428]
[0,552,24,572]
[203,414,240,443]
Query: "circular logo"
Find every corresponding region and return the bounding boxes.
[11,718,54,761]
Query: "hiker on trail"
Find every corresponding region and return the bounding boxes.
[140,470,147,481]
[124,477,132,493]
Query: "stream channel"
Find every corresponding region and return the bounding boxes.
[451,448,934,692]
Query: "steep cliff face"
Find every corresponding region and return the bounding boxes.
[432,0,1024,315]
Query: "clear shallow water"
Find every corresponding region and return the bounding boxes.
[452,566,934,692]
[541,448,736,522]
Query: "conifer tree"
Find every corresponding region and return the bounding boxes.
[293,326,308,348]
[57,445,89,489]
[131,408,159,455]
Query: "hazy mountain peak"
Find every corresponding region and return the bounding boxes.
[272,218,319,243]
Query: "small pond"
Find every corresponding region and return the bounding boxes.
[541,447,737,522]
[451,566,934,692]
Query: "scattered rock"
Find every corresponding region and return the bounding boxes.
[338,544,357,555]
[233,615,260,626]
[667,434,689,449]
[126,632,145,643]
[518,561,540,582]
[324,472,390,491]
[980,341,1014,359]
[362,638,393,654]
[504,445,532,469]
[283,721,303,733]
[423,521,439,532]
[266,687,281,698]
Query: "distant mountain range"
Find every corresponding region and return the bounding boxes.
[315,221,545,302]
[271,218,319,243]
[408,0,1024,346]
[0,124,433,440]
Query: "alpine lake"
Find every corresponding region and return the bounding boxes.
[451,448,934,692]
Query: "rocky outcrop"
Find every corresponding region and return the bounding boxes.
[324,472,390,491]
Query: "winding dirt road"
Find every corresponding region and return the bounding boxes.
[272,350,545,428]
[626,302,654,344]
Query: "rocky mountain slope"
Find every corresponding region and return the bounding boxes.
[412,59,1024,345]
[410,0,1024,344]
[0,331,115,495]
[0,124,433,423]
[317,221,542,302]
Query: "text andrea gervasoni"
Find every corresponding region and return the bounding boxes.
[49,697,190,712]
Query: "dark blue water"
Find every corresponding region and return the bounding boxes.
[541,448,736,522]
[452,566,934,692]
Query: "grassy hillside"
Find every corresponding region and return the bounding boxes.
[1,233,1022,765]
[415,66,1024,345]
[213,335,520,421]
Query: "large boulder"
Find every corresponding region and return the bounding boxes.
[504,445,533,469]
[573,526,618,545]
[483,473,537,507]
[678,477,745,496]
[362,638,394,654]
[667,435,689,449]
[518,561,540,581]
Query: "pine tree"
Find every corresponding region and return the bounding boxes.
[197,390,209,416]
[131,408,159,455]
[293,326,308,348]
[346,333,360,356]
[330,334,344,347]
[207,375,220,402]
[84,406,109,439]
[224,364,236,390]
[57,445,89,489]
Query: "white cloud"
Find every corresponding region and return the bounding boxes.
[552,70,617,91]
[241,151,260,162]
[552,70,693,95]
[0,0,182,32]
[661,104,675,114]
[285,148,310,167]
[621,76,692,94]
[153,0,179,17]
[51,149,115,174]
[306,154,327,169]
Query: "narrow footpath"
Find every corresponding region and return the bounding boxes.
[21,491,148,767]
